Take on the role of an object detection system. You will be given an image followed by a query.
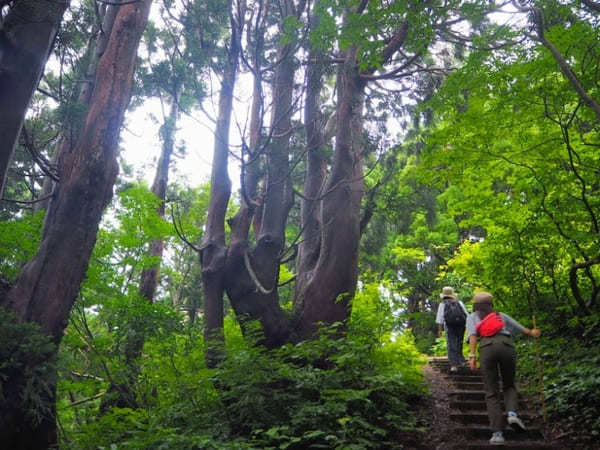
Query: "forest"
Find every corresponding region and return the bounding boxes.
[0,0,599,448]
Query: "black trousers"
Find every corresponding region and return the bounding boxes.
[446,324,466,366]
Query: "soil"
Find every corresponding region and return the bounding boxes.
[418,364,466,450]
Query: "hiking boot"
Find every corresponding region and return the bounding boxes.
[508,414,526,432]
[489,431,505,445]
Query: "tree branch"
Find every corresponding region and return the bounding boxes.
[63,391,106,408]
[532,7,600,121]
[1,193,54,205]
[170,205,201,252]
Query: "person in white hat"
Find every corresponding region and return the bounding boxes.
[435,286,468,372]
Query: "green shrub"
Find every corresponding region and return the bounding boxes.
[59,288,428,449]
[0,211,43,281]
[0,308,57,427]
[517,334,600,446]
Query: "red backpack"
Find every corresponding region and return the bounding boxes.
[476,312,504,337]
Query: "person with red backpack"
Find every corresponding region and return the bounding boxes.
[467,292,541,446]
[435,286,468,373]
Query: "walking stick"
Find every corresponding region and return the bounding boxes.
[532,315,547,423]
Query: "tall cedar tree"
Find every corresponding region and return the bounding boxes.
[0,1,153,447]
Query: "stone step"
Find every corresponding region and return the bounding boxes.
[450,400,488,411]
[429,359,466,365]
[429,357,556,449]
[453,425,545,441]
[450,439,557,449]
[450,412,493,425]
[450,411,538,425]
[429,361,467,368]
[439,367,474,375]
[448,375,483,383]
[455,382,485,390]
[449,401,539,417]
[449,390,486,401]
[432,364,475,374]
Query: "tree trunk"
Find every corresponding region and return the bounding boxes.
[295,4,327,296]
[139,97,178,301]
[224,0,302,347]
[0,1,153,446]
[201,0,240,364]
[294,50,366,338]
[35,5,118,212]
[203,0,304,350]
[229,0,266,248]
[202,1,411,351]
[0,0,69,199]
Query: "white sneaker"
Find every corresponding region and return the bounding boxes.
[490,431,505,445]
[508,414,526,432]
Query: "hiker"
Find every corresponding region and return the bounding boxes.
[467,291,541,446]
[435,286,468,373]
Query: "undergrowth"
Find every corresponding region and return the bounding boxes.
[517,332,600,448]
[0,308,57,428]
[57,284,428,449]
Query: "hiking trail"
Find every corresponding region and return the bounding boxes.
[424,357,558,449]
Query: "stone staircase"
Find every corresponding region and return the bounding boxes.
[428,357,557,449]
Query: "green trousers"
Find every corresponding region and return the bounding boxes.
[479,334,518,431]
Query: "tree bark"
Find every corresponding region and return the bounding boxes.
[294,49,366,338]
[295,5,327,289]
[223,0,303,348]
[569,256,600,316]
[201,0,240,364]
[0,0,69,199]
[202,1,414,350]
[229,0,266,248]
[35,5,118,212]
[0,1,153,446]
[139,97,178,301]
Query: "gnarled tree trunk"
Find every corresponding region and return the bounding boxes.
[293,49,366,338]
[202,1,412,354]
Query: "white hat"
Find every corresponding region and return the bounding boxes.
[440,286,457,299]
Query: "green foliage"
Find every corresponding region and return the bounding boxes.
[419,0,600,334]
[116,184,173,246]
[0,308,57,426]
[213,320,426,449]
[23,2,599,449]
[516,335,600,446]
[56,174,428,449]
[0,211,44,281]
[58,286,427,449]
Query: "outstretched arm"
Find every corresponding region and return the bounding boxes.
[523,327,541,338]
